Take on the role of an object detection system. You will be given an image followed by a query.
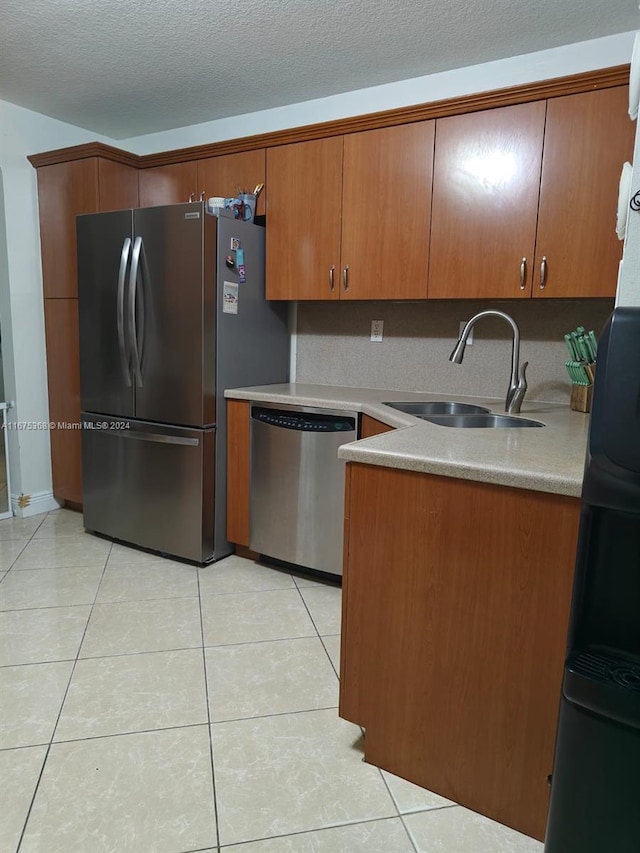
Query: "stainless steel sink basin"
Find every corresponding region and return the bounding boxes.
[384,401,491,416]
[419,414,545,428]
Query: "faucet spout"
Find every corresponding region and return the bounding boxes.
[449,310,528,414]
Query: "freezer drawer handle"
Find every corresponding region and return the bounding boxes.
[97,428,200,446]
[117,238,132,386]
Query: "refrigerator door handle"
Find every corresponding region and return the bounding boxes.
[137,243,148,366]
[117,238,132,387]
[128,237,144,387]
[98,428,200,447]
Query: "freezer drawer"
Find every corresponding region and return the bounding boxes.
[81,414,214,562]
[249,403,357,575]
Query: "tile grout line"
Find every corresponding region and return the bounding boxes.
[318,634,340,680]
[400,813,422,852]
[1,628,336,672]
[2,508,97,574]
[293,580,342,682]
[294,580,326,641]
[14,535,114,853]
[216,814,417,850]
[8,705,343,752]
[196,562,222,852]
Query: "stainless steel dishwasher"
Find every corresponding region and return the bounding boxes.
[249,402,358,576]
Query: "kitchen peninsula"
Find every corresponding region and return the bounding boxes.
[225,383,585,842]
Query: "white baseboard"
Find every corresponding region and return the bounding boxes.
[11,491,62,518]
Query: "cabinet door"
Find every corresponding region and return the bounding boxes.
[226,400,251,546]
[341,122,434,299]
[36,160,99,298]
[97,159,139,211]
[44,299,82,504]
[342,463,579,841]
[266,137,343,300]
[197,150,266,217]
[428,102,546,299]
[138,162,197,207]
[533,87,634,299]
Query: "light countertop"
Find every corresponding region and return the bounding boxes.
[225,383,589,498]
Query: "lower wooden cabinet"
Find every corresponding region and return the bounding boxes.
[340,462,580,841]
[43,299,82,504]
[226,400,251,546]
[360,415,394,439]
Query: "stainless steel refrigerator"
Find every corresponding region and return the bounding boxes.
[77,202,289,563]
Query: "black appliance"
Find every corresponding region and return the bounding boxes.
[545,307,640,852]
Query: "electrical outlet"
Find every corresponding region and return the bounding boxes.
[370,320,384,342]
[459,321,473,345]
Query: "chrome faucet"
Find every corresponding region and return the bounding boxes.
[449,310,528,414]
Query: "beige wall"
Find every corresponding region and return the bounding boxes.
[295,299,613,403]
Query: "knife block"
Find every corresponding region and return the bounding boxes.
[570,383,593,413]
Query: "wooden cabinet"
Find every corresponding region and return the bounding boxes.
[36,158,138,299]
[35,156,138,504]
[36,160,99,300]
[266,123,434,300]
[43,299,82,505]
[360,415,394,438]
[428,87,633,300]
[226,400,251,547]
[428,102,546,299]
[197,150,266,217]
[139,151,266,214]
[532,86,633,298]
[266,137,343,300]
[139,162,197,206]
[340,462,581,841]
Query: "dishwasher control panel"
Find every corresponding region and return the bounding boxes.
[252,407,356,433]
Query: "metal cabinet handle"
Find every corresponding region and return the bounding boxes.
[188,192,196,202]
[329,265,335,292]
[199,191,206,202]
[519,258,527,290]
[540,256,548,290]
[343,265,349,292]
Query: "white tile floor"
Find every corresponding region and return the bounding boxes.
[0,509,544,853]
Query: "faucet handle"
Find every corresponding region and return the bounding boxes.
[518,360,529,388]
[509,361,528,414]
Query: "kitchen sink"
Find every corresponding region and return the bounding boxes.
[419,414,545,428]
[383,401,491,416]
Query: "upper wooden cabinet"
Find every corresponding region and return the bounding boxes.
[428,102,546,299]
[428,86,633,300]
[138,151,266,214]
[197,150,266,217]
[139,162,197,207]
[532,86,633,298]
[36,157,138,299]
[341,123,434,300]
[266,123,435,300]
[266,137,343,300]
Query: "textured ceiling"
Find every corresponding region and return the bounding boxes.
[1,0,638,139]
